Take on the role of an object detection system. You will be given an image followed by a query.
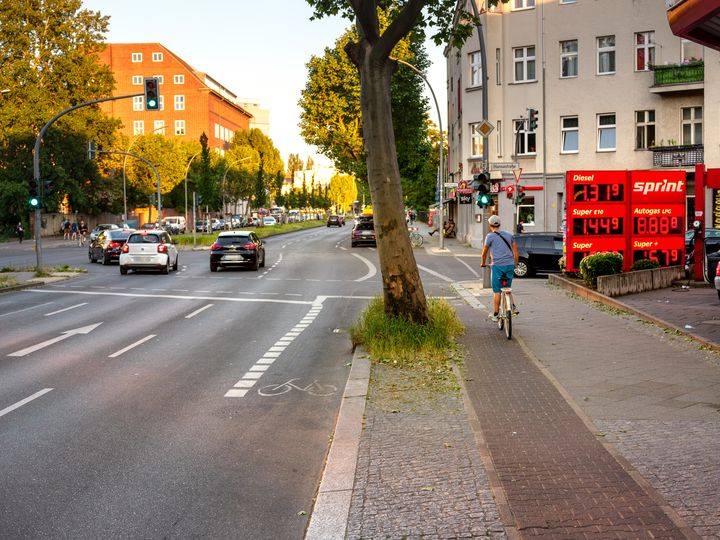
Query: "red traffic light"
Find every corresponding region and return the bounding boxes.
[506,185,515,199]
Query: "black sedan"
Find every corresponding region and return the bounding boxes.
[210,231,265,271]
[351,220,376,247]
[327,215,343,227]
[514,232,563,277]
[88,229,134,265]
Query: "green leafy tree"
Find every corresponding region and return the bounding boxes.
[197,133,220,210]
[328,172,359,214]
[0,0,119,225]
[231,128,284,212]
[306,0,507,322]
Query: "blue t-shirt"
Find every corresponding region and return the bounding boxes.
[484,231,515,266]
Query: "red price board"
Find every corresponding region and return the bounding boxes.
[566,170,686,272]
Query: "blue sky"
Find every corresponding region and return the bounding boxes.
[81,0,448,166]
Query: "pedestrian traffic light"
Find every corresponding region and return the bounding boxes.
[144,78,160,111]
[506,184,515,199]
[28,179,39,207]
[43,179,54,197]
[516,185,526,204]
[527,108,539,132]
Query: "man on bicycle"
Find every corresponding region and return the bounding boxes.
[480,214,519,322]
[78,219,88,246]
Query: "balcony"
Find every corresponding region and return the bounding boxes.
[649,61,704,94]
[651,144,703,167]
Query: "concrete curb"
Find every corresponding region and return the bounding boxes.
[305,350,370,540]
[548,274,720,353]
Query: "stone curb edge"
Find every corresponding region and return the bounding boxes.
[304,350,370,540]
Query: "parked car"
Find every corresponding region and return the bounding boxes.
[210,218,222,231]
[162,216,186,234]
[263,216,277,226]
[88,228,133,265]
[513,232,564,277]
[89,223,120,242]
[210,231,265,272]
[704,233,720,283]
[327,215,342,227]
[140,222,159,230]
[351,220,376,247]
[119,230,179,275]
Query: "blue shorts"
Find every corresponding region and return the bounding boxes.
[491,265,515,293]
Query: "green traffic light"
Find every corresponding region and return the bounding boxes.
[147,98,157,108]
[29,197,39,207]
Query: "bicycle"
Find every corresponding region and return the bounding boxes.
[77,232,87,247]
[497,273,513,340]
[258,378,337,397]
[408,226,423,248]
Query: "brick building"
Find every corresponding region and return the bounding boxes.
[97,43,252,152]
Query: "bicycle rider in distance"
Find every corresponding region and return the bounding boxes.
[480,214,520,322]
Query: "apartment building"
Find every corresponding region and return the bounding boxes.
[97,43,252,152]
[447,0,719,247]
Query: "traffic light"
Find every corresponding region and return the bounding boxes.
[473,172,490,190]
[144,78,160,111]
[516,185,526,204]
[527,108,539,132]
[43,179,54,197]
[506,184,515,199]
[28,179,39,208]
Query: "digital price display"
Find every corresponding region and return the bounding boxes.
[572,182,624,203]
[570,238,626,269]
[573,217,623,236]
[632,238,685,267]
[632,205,685,235]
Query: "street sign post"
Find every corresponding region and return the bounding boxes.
[489,162,519,172]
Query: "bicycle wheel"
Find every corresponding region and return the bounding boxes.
[502,290,512,340]
[410,232,423,248]
[497,293,505,331]
[258,382,293,396]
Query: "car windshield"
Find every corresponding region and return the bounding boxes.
[128,233,161,244]
[355,222,374,231]
[109,230,132,239]
[216,235,251,246]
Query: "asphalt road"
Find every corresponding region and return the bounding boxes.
[0,227,483,539]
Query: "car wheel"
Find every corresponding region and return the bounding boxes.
[161,259,169,275]
[88,251,94,263]
[101,253,110,265]
[260,251,265,268]
[351,242,357,248]
[172,255,178,271]
[120,266,128,275]
[514,258,532,278]
[210,263,218,272]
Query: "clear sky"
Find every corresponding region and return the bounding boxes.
[80,0,448,167]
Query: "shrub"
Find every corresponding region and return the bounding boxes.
[630,259,660,272]
[558,255,566,273]
[579,251,623,288]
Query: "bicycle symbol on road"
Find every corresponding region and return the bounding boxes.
[258,378,337,397]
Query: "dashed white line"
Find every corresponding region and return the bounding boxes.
[108,334,156,358]
[0,388,53,418]
[44,303,88,316]
[0,302,54,318]
[185,304,214,319]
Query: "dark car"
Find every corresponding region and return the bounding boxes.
[351,220,376,247]
[514,232,563,277]
[327,215,342,227]
[88,229,133,265]
[210,231,265,271]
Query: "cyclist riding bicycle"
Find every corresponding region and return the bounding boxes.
[78,219,88,246]
[480,214,519,322]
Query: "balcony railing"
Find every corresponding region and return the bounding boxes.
[651,144,703,167]
[650,61,704,86]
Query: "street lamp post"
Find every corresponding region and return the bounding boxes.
[184,151,201,230]
[394,58,445,249]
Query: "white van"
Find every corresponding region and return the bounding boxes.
[162,216,186,234]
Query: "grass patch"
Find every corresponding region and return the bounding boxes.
[173,220,325,247]
[350,297,465,385]
[0,275,18,289]
[51,264,87,273]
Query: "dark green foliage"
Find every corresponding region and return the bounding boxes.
[579,252,624,288]
[631,259,661,271]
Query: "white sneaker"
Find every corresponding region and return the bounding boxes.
[489,313,499,322]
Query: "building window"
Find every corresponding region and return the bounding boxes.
[152,52,163,62]
[159,96,165,111]
[561,116,579,153]
[635,110,655,149]
[174,74,185,84]
[131,52,142,63]
[174,95,185,111]
[513,46,536,83]
[495,48,501,85]
[635,32,655,71]
[470,123,485,157]
[496,120,503,157]
[133,120,144,135]
[132,75,143,85]
[597,113,616,151]
[681,107,702,145]
[681,39,703,63]
[513,0,535,9]
[175,120,186,136]
[133,96,143,111]
[153,120,166,135]
[513,119,536,155]
[518,196,535,226]
[469,52,482,87]
[597,35,616,74]
[153,75,163,84]
[214,123,220,139]
[560,40,578,78]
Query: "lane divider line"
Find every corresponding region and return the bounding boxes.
[185,304,214,319]
[108,334,157,358]
[44,303,88,316]
[0,388,53,418]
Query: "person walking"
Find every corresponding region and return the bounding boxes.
[516,220,524,234]
[78,219,88,246]
[70,221,78,241]
[15,221,24,243]
[63,220,71,240]
[480,214,519,321]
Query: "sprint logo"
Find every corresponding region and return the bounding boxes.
[633,178,684,195]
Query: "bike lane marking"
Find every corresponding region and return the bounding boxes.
[224,301,324,398]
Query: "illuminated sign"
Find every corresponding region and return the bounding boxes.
[565,170,686,272]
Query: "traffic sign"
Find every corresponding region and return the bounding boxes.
[444,182,458,188]
[489,162,519,171]
[476,120,494,137]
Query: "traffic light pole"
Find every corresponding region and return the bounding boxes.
[32,93,142,271]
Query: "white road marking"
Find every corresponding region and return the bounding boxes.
[234,380,257,388]
[0,302,54,319]
[44,303,88,316]
[225,389,248,397]
[0,388,53,418]
[242,372,264,380]
[249,365,270,372]
[455,256,481,278]
[9,323,103,357]
[108,334,156,358]
[351,253,377,282]
[417,264,455,283]
[185,304,214,319]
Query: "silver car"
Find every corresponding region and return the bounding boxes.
[119,230,179,275]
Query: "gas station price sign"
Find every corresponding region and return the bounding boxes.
[566,170,686,272]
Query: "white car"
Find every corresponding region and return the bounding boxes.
[263,216,277,226]
[119,230,179,275]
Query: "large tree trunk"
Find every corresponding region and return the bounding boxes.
[349,40,428,324]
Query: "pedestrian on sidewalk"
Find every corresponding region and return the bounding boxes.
[70,221,78,241]
[481,214,519,321]
[63,220,71,240]
[15,221,24,243]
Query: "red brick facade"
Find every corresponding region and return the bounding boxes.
[97,43,251,151]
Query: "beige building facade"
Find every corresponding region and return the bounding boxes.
[447,0,717,246]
